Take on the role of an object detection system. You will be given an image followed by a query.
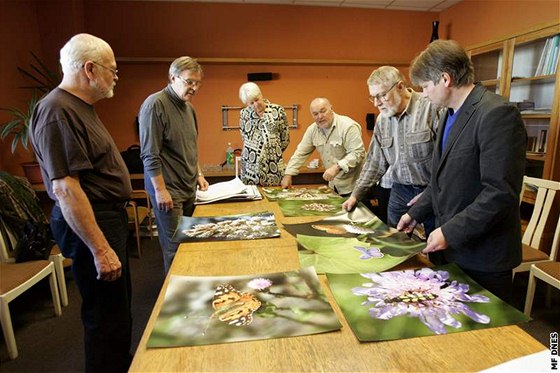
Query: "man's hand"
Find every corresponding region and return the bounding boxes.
[342,196,358,211]
[155,188,173,212]
[323,164,340,182]
[397,213,417,234]
[281,175,292,189]
[197,176,209,191]
[423,228,448,253]
[93,248,122,281]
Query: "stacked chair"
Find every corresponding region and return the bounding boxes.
[514,176,560,277]
[0,172,65,359]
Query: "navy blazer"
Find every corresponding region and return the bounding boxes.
[409,84,527,272]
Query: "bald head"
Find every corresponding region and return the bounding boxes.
[310,97,335,129]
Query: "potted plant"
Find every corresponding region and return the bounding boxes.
[0,91,42,182]
[0,52,60,183]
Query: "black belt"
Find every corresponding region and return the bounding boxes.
[90,201,128,211]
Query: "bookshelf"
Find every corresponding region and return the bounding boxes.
[468,23,560,181]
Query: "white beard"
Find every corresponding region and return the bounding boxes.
[92,79,114,99]
[378,93,402,119]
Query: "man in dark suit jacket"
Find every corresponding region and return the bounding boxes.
[397,40,526,303]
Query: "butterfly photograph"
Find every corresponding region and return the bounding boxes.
[147,267,341,347]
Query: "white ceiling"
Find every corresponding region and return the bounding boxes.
[130,0,463,11]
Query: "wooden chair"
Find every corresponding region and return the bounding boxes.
[0,218,71,307]
[0,226,62,359]
[48,245,72,307]
[523,262,560,316]
[126,189,153,257]
[513,176,560,278]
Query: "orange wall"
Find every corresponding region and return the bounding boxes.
[1,0,558,177]
[0,1,41,170]
[85,1,433,167]
[440,0,559,47]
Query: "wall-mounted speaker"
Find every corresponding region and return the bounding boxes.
[366,113,375,130]
[247,72,273,81]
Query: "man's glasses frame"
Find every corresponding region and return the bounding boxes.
[91,61,118,77]
[368,80,400,103]
[177,75,202,88]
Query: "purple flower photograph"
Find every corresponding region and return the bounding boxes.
[327,264,530,341]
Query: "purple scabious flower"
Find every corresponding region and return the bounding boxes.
[352,268,491,334]
[247,278,273,291]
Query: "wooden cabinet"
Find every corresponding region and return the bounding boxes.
[467,22,560,181]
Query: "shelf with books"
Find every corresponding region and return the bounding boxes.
[467,22,560,181]
[523,117,549,154]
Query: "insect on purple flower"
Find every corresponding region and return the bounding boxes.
[352,268,491,334]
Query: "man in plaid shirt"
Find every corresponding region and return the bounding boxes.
[343,66,442,235]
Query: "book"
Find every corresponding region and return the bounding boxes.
[535,37,550,76]
[538,129,548,153]
[547,35,559,75]
[195,177,262,205]
[535,35,560,76]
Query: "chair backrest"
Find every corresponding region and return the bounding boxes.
[549,216,560,262]
[0,218,17,263]
[130,189,151,210]
[522,176,560,253]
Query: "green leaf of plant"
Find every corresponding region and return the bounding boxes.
[297,235,424,274]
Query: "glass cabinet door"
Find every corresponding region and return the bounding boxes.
[469,41,508,95]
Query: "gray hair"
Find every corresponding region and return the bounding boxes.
[59,33,112,75]
[410,39,474,87]
[367,66,406,88]
[239,82,262,105]
[168,56,203,80]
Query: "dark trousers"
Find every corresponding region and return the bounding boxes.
[361,185,391,224]
[149,196,195,274]
[51,205,132,373]
[432,253,513,304]
[461,267,514,304]
[388,183,435,236]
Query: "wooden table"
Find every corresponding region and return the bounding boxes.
[130,195,546,372]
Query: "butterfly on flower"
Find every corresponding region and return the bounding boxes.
[354,246,384,260]
[211,283,262,326]
[312,224,346,235]
[342,224,376,235]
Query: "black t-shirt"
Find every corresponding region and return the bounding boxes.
[30,88,132,203]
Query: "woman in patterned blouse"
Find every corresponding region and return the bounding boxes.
[238,82,290,186]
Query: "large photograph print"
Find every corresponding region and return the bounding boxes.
[262,186,339,201]
[147,267,342,347]
[263,186,345,217]
[327,264,530,342]
[172,211,280,242]
[284,206,425,273]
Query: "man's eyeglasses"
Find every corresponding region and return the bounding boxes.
[178,76,202,87]
[92,61,118,77]
[368,81,399,103]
